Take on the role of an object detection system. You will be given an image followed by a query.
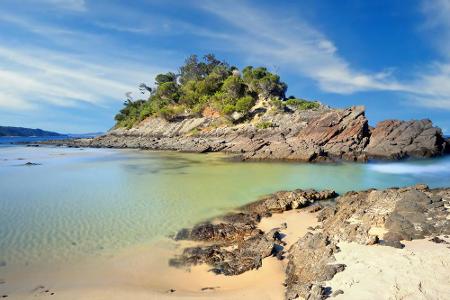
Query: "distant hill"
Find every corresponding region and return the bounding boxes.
[0,126,66,137]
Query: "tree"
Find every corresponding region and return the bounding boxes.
[242,66,287,99]
[155,72,177,85]
[221,75,244,99]
[179,55,201,84]
[139,83,152,94]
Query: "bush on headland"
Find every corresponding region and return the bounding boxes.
[114,54,320,128]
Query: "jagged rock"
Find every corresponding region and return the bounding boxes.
[242,189,337,215]
[318,185,450,246]
[170,185,450,299]
[365,119,448,159]
[174,222,260,244]
[285,185,450,299]
[285,233,344,300]
[171,189,336,278]
[170,229,283,276]
[43,106,448,162]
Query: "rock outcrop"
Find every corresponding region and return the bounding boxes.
[170,189,337,276]
[49,106,449,162]
[365,119,448,159]
[170,185,450,299]
[286,184,450,299]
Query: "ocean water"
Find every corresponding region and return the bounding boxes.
[0,141,449,265]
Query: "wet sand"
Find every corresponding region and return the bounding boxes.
[2,209,448,300]
[0,210,318,300]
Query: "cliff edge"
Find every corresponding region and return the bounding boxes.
[64,105,448,162]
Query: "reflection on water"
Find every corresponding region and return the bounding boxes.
[0,144,449,265]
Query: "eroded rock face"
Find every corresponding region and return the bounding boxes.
[170,185,450,299]
[285,233,345,300]
[48,106,448,162]
[170,189,337,276]
[365,119,448,159]
[318,184,450,245]
[285,184,450,299]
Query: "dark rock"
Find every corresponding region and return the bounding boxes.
[429,237,449,244]
[365,119,447,159]
[332,289,344,297]
[171,229,282,276]
[285,233,344,300]
[23,162,41,166]
[201,287,219,291]
[379,239,405,249]
[0,261,5,267]
[174,222,260,244]
[170,185,450,299]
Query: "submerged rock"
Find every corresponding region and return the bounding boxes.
[23,162,41,166]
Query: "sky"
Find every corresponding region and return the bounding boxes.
[0,0,449,134]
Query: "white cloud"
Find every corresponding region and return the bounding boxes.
[0,45,162,111]
[30,0,86,12]
[198,1,409,94]
[195,1,450,111]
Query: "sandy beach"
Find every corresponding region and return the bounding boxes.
[1,207,449,300]
[327,239,450,299]
[0,210,317,300]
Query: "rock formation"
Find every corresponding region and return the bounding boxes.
[170,185,450,299]
[48,106,449,162]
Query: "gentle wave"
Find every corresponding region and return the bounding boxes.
[369,160,450,175]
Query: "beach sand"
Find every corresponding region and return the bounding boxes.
[1,210,449,300]
[0,210,317,300]
[327,238,450,299]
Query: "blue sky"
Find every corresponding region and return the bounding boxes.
[0,0,449,133]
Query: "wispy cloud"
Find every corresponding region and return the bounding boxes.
[198,1,408,94]
[29,0,87,12]
[0,44,162,110]
[402,0,450,110]
[193,1,450,111]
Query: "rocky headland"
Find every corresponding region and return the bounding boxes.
[49,105,449,162]
[170,184,450,299]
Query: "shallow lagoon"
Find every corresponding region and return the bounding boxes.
[0,143,449,264]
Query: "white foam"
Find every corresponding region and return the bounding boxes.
[369,159,450,175]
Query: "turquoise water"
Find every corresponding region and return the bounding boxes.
[0,142,449,265]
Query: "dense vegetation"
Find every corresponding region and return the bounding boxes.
[114,54,320,128]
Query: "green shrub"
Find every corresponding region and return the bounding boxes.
[235,96,255,113]
[285,98,320,110]
[222,104,236,115]
[256,121,273,129]
[270,98,285,110]
[113,54,322,128]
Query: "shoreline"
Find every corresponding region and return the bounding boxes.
[0,185,449,299]
[1,203,449,300]
[38,105,450,163]
[0,209,318,300]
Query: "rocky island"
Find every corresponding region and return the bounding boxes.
[55,54,449,162]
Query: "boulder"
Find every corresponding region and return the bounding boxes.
[365,119,448,159]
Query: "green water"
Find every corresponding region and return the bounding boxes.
[0,144,449,264]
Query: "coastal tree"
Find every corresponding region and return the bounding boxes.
[114,53,319,128]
